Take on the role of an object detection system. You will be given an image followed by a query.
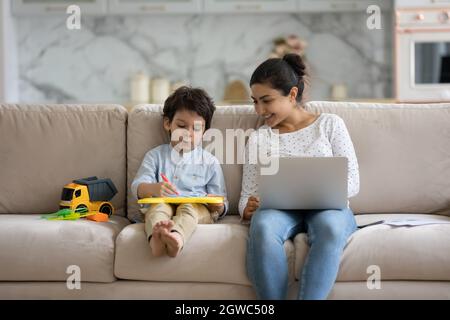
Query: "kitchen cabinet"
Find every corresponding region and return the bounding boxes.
[11,0,108,16]
[109,0,202,14]
[203,0,297,13]
[395,0,450,8]
[298,0,392,12]
[10,0,396,16]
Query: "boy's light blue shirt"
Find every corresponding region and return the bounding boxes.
[131,144,228,216]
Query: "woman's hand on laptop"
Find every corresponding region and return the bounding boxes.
[243,196,260,221]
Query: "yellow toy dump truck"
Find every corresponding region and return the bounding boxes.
[59,177,118,217]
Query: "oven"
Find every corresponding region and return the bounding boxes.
[395,5,450,102]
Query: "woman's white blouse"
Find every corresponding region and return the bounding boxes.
[238,113,360,217]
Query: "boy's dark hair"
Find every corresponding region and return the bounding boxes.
[250,53,307,103]
[163,86,216,130]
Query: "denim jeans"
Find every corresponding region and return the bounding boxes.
[246,208,357,300]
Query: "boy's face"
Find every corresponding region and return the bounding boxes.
[164,109,206,152]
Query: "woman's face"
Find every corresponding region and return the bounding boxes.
[250,83,298,128]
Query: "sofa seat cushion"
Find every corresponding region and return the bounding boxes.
[294,214,450,281]
[0,215,129,282]
[115,216,296,286]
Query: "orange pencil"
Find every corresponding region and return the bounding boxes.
[161,173,180,195]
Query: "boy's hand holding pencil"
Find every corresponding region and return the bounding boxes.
[136,173,180,198]
[158,173,179,197]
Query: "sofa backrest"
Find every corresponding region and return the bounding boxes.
[0,104,128,216]
[2,102,447,219]
[305,101,450,215]
[128,102,450,220]
[127,105,264,222]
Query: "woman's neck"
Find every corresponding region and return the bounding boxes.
[274,107,316,134]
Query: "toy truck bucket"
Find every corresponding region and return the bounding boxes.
[73,177,118,202]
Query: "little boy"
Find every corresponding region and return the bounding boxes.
[131,86,228,258]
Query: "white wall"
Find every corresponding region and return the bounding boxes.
[16,12,392,103]
[0,0,19,103]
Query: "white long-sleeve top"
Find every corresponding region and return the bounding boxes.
[238,113,360,217]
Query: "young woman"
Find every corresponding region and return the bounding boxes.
[239,54,360,300]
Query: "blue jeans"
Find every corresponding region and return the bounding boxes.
[246,208,357,300]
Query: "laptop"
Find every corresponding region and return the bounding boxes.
[258,157,348,210]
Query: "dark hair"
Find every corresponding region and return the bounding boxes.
[163,86,216,130]
[250,53,307,103]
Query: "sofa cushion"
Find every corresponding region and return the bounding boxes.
[0,215,129,282]
[114,216,296,286]
[305,102,450,214]
[0,104,128,216]
[294,214,450,281]
[127,105,264,222]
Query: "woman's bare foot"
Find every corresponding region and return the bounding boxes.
[149,221,175,257]
[161,229,184,258]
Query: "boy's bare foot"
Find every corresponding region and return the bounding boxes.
[149,221,175,257]
[149,223,165,257]
[159,220,174,232]
[161,229,184,258]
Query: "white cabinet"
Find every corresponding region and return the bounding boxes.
[204,0,297,13]
[299,0,392,12]
[395,0,450,8]
[12,0,108,16]
[109,0,202,14]
[10,0,396,16]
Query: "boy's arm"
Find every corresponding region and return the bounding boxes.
[137,183,160,199]
[206,161,228,217]
[131,151,158,200]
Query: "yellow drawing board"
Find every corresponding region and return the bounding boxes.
[138,197,224,205]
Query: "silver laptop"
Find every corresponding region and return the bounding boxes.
[258,157,348,210]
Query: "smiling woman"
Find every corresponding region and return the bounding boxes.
[241,53,360,300]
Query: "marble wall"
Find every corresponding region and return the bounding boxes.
[16,12,393,104]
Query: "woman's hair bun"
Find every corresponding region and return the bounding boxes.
[283,53,306,79]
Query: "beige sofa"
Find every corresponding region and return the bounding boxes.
[0,102,449,300]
